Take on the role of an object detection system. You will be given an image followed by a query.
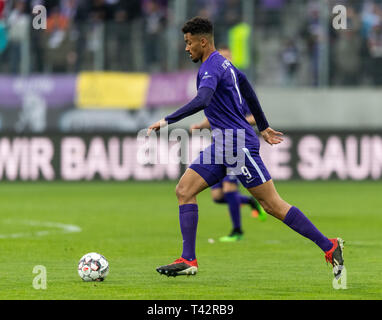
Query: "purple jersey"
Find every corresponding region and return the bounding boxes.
[165,50,271,188]
[242,100,251,117]
[189,51,271,188]
[197,51,259,148]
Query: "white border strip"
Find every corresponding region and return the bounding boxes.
[242,147,266,183]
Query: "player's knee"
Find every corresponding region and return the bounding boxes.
[175,183,192,202]
[222,182,237,193]
[175,183,182,199]
[211,189,224,203]
[259,200,273,215]
[259,199,287,220]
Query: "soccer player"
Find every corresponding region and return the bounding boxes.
[190,47,267,243]
[192,116,267,242]
[148,17,344,281]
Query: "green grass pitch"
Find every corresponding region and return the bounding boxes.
[0,180,381,300]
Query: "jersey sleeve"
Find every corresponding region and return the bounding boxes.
[164,87,215,125]
[197,61,222,92]
[242,101,252,117]
[235,67,269,132]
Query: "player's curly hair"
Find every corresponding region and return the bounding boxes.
[182,17,214,36]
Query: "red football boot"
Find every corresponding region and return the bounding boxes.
[325,238,345,280]
[156,257,198,277]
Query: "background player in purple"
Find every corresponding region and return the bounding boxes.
[190,46,267,243]
[147,17,345,281]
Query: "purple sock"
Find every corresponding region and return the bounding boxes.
[179,204,198,261]
[283,206,333,252]
[224,192,241,230]
[238,194,251,204]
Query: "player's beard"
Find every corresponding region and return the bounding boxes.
[189,51,201,63]
[191,54,201,63]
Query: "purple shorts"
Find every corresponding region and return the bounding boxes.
[211,173,239,190]
[189,143,271,189]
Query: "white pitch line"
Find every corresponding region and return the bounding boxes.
[0,219,82,239]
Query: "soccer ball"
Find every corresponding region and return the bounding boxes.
[78,252,109,282]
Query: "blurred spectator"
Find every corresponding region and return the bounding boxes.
[41,0,79,72]
[69,0,90,72]
[330,5,362,86]
[1,0,380,88]
[187,0,227,46]
[333,29,362,85]
[211,0,242,46]
[142,0,167,72]
[29,0,46,73]
[6,0,29,74]
[191,0,225,21]
[114,0,141,22]
[359,0,382,84]
[300,1,323,86]
[103,0,142,71]
[222,0,242,28]
[90,0,114,22]
[280,39,300,86]
[74,0,90,22]
[368,22,382,85]
[0,0,4,19]
[260,0,286,34]
[46,7,69,48]
[361,0,381,39]
[0,0,7,56]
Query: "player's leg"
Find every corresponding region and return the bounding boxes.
[175,167,209,205]
[219,180,244,242]
[237,147,345,280]
[237,193,267,221]
[211,177,265,221]
[223,174,267,221]
[210,181,225,203]
[157,145,226,277]
[247,179,334,250]
[156,168,208,277]
[211,177,248,241]
[246,180,290,221]
[222,178,240,226]
[238,147,333,248]
[222,180,241,234]
[249,197,267,220]
[175,167,210,261]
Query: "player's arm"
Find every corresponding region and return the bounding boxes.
[236,69,268,131]
[245,114,256,126]
[147,87,214,135]
[236,69,283,145]
[190,117,211,131]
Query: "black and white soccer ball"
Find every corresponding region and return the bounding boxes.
[78,252,109,282]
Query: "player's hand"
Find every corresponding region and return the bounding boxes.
[260,127,284,145]
[147,118,168,136]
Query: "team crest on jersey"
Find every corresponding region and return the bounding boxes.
[202,71,212,80]
[222,59,231,70]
